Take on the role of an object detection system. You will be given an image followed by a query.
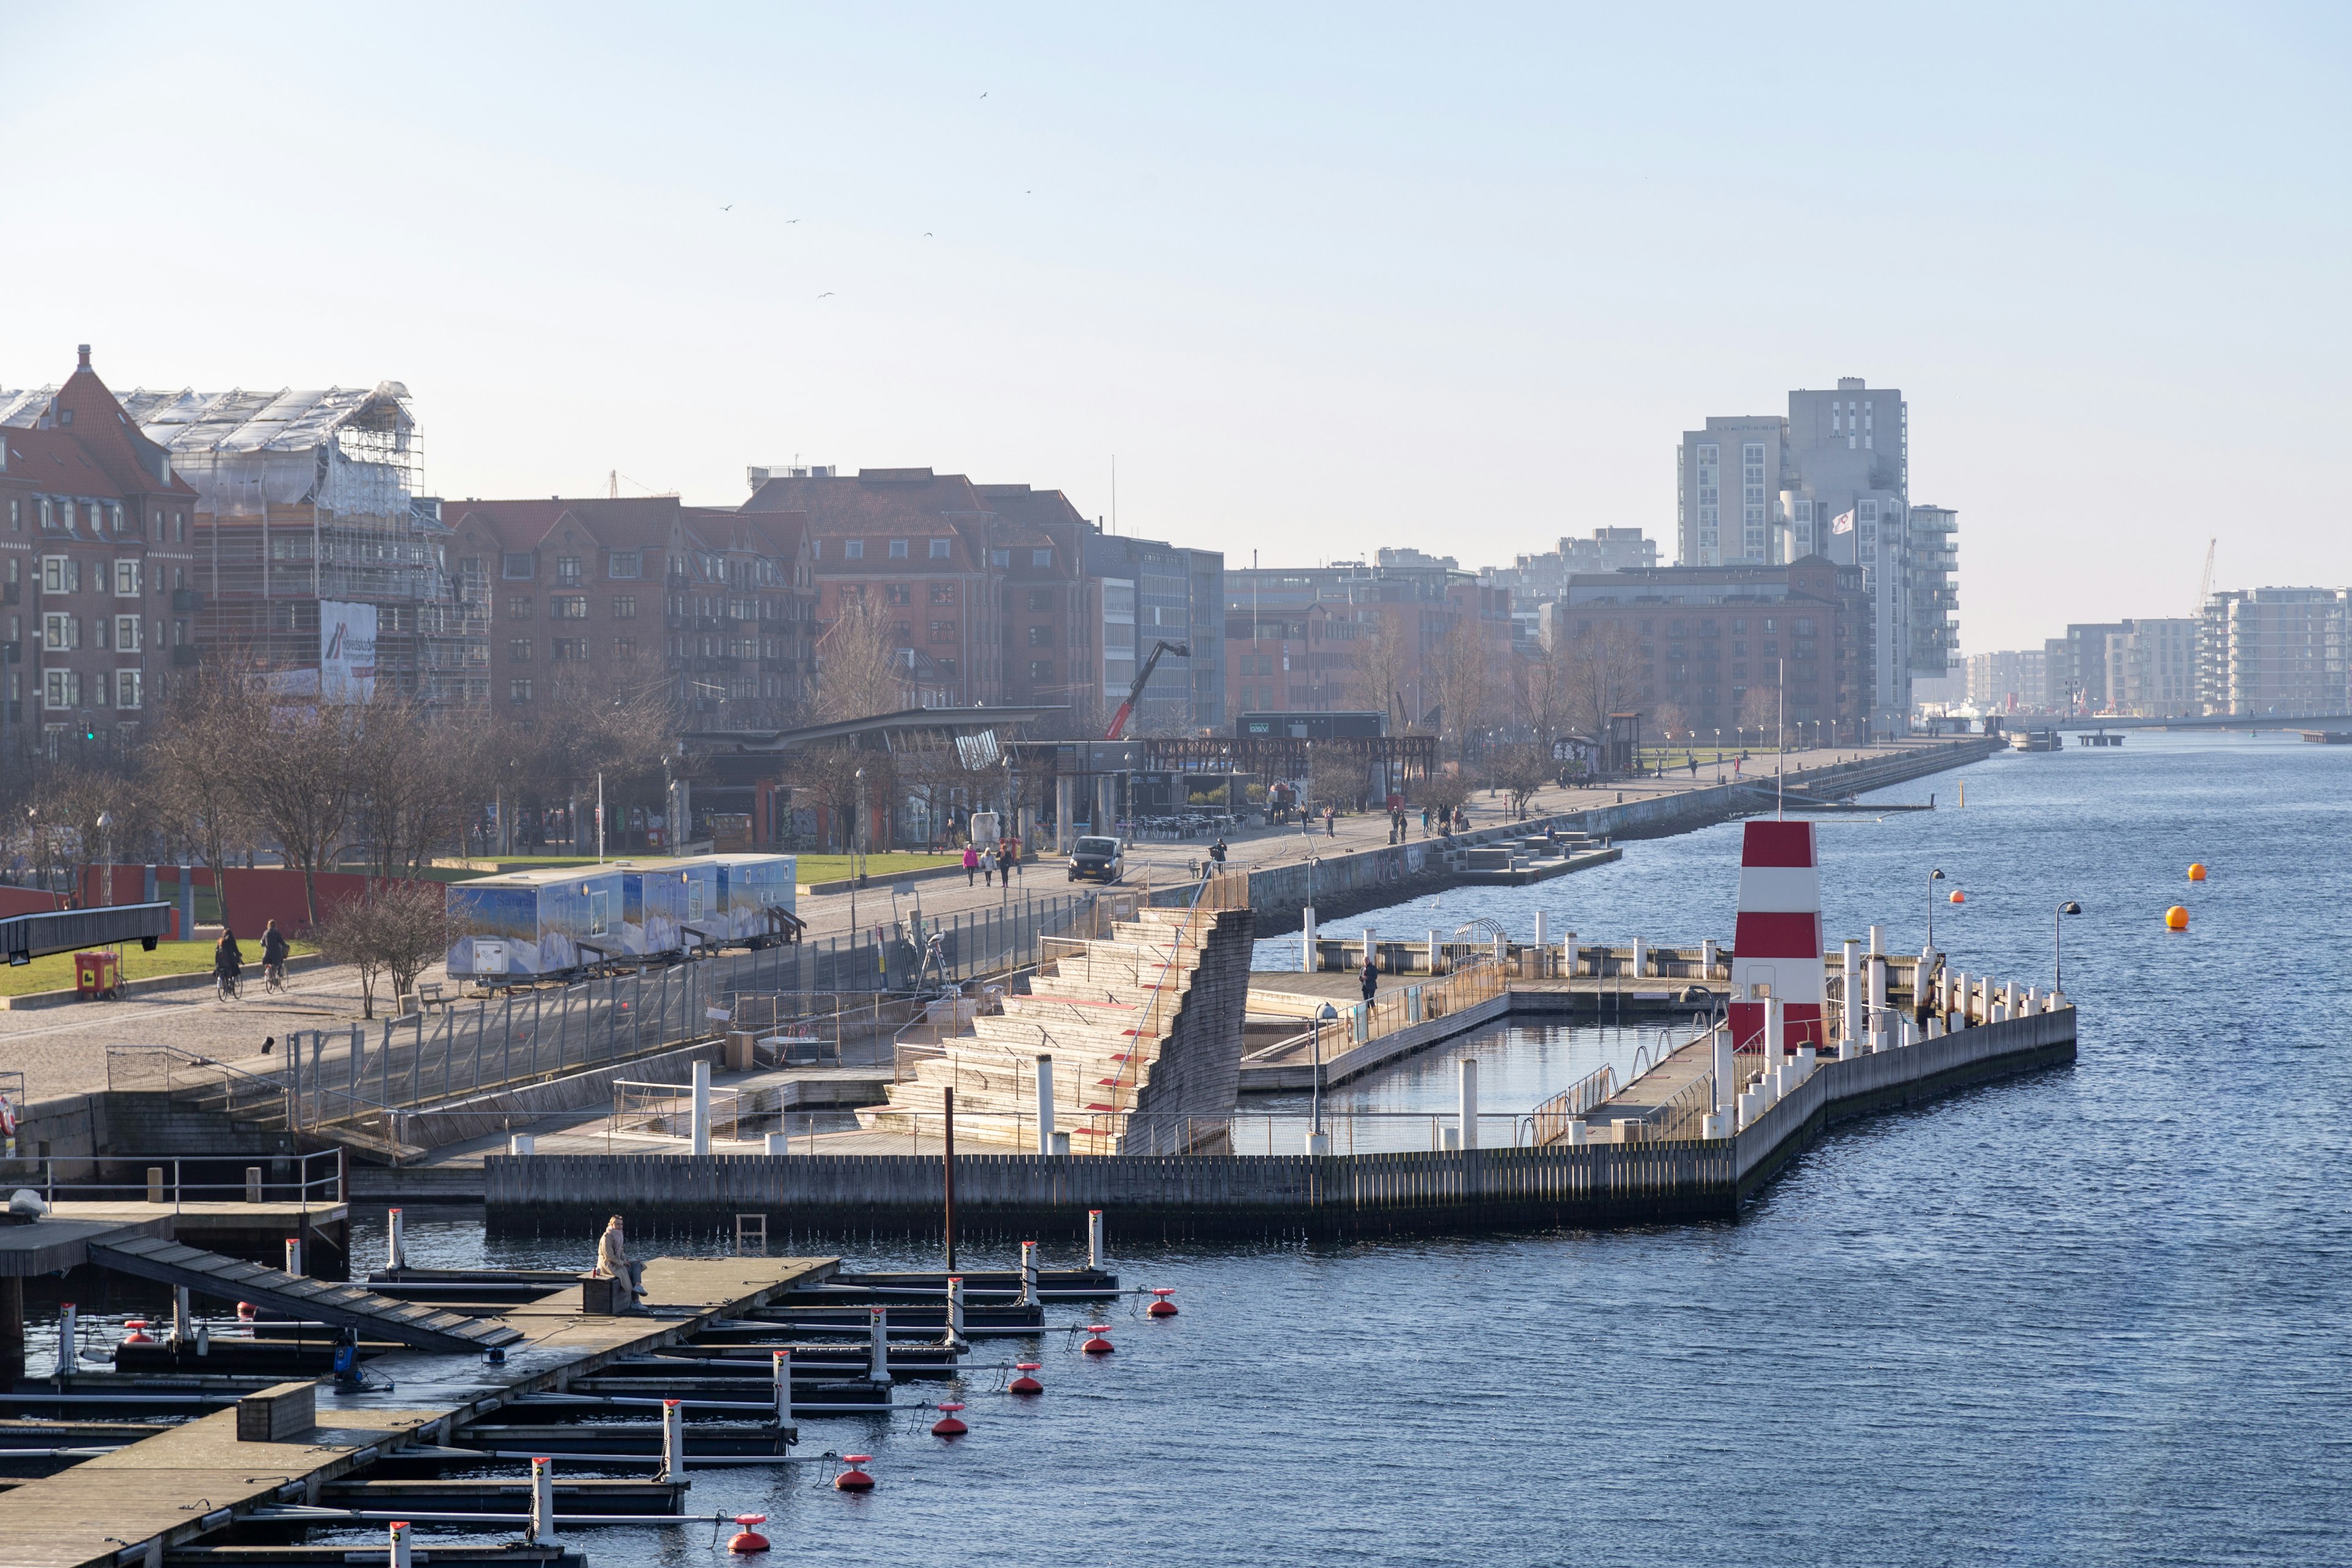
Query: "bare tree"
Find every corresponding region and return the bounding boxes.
[1414,767,1470,821]
[1359,605,1413,734]
[1740,683,1784,748]
[1489,744,1550,818]
[149,664,263,927]
[1430,616,1492,764]
[1562,623,1644,738]
[1652,702,1689,747]
[244,699,368,929]
[790,743,894,853]
[813,597,911,722]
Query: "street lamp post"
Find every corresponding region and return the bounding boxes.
[2056,900,2081,994]
[850,767,866,943]
[1926,867,1945,950]
[1309,1001,1339,1154]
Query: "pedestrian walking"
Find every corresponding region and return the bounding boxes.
[1359,951,1379,1003]
[1007,836,1024,880]
[1420,805,1431,837]
[1324,805,1336,838]
[1210,837,1228,867]
[963,844,979,885]
[982,846,997,886]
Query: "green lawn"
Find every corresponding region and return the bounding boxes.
[793,852,966,884]
[0,938,320,997]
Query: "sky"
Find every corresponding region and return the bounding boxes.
[2,2,2347,654]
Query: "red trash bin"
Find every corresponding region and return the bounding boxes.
[75,949,120,1001]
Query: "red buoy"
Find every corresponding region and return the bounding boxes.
[728,1514,771,1553]
[1145,1287,1178,1318]
[835,1454,876,1492]
[1009,1362,1044,1395]
[121,1319,155,1344]
[236,1302,257,1322]
[1082,1324,1115,1355]
[930,1400,968,1437]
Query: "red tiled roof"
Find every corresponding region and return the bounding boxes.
[1,353,196,502]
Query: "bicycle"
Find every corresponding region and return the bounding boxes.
[214,968,241,1001]
[263,963,287,995]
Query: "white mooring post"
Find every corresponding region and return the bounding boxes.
[1302,904,1318,973]
[284,1237,304,1278]
[1702,937,1718,978]
[387,1207,406,1272]
[945,1276,968,1350]
[1034,1057,1056,1154]
[1458,1058,1479,1151]
[658,1399,684,1482]
[1841,939,1861,1056]
[1562,931,1578,978]
[764,1132,789,1155]
[689,1060,712,1155]
[1765,997,1786,1076]
[1868,954,1889,1050]
[173,1286,191,1344]
[1426,929,1441,974]
[389,1520,413,1568]
[1020,1240,1039,1306]
[1952,971,1969,1028]
[1713,1027,1733,1114]
[867,1307,889,1382]
[1532,910,1548,974]
[529,1456,557,1547]
[57,1303,75,1378]
[772,1348,793,1425]
[1631,936,1648,977]
[1087,1208,1105,1270]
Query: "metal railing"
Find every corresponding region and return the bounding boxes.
[612,1080,742,1143]
[1533,1063,1617,1145]
[17,1148,344,1208]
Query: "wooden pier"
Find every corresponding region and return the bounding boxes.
[0,1254,832,1568]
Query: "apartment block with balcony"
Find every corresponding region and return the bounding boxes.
[0,346,203,764]
[2197,587,2346,716]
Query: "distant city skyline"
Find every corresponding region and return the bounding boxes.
[4,5,2348,653]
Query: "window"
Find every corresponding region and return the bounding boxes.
[892,622,913,643]
[508,678,533,704]
[556,555,582,582]
[885,584,912,605]
[6,499,17,531]
[43,669,80,709]
[990,548,1011,567]
[929,538,951,559]
[1031,548,1052,567]
[552,638,587,661]
[929,620,957,641]
[613,636,635,658]
[115,560,140,597]
[115,669,141,709]
[1795,618,1815,635]
[42,613,78,649]
[929,583,956,605]
[507,595,533,620]
[508,638,532,662]
[935,658,958,677]
[1027,587,1052,611]
[502,552,535,579]
[611,595,637,620]
[1028,624,1052,646]
[115,615,140,652]
[552,596,587,620]
[843,540,865,560]
[888,540,910,559]
[1028,659,1052,680]
[109,504,126,533]
[587,888,610,937]
[607,549,642,579]
[39,556,65,593]
[175,511,185,542]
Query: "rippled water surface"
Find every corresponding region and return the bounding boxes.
[89,736,2352,1563]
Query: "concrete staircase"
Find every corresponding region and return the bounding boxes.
[865,894,1253,1154]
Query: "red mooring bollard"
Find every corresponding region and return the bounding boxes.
[121,1319,156,1343]
[1147,1287,1178,1317]
[1009,1362,1044,1395]
[835,1454,876,1492]
[930,1401,968,1437]
[728,1513,771,1553]
[1082,1324,1115,1355]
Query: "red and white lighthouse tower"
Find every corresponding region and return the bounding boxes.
[1728,820,1828,1051]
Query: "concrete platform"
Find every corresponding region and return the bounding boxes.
[0,1201,348,1278]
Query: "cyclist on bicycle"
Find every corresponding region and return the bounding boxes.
[260,920,290,992]
[213,929,244,1000]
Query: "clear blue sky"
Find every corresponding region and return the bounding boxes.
[4,3,2346,652]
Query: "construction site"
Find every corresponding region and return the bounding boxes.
[115,385,484,707]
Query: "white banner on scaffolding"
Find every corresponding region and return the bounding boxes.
[320,599,378,704]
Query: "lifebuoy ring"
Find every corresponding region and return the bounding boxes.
[0,1098,17,1136]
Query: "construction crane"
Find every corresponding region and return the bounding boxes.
[2193,537,2216,616]
[1104,640,1189,740]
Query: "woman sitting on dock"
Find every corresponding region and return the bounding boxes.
[596,1215,646,1313]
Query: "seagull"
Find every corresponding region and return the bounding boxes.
[817,292,834,298]
[980,91,987,98]
[785,217,801,224]
[924,232,933,238]
[720,204,733,211]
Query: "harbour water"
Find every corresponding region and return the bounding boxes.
[50,733,2352,1563]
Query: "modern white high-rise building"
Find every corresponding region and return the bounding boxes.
[1676,378,1953,734]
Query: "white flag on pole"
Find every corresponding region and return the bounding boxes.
[1830,509,1855,535]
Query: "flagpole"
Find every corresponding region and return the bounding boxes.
[1777,658,1785,821]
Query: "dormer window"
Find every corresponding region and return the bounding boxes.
[929,539,951,559]
[502,552,535,579]
[556,555,582,583]
[608,550,642,579]
[889,540,910,559]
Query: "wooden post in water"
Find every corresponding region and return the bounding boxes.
[943,1087,957,1272]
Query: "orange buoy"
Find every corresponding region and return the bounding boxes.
[121,1319,154,1344]
[930,1400,968,1438]
[1009,1362,1044,1395]
[1948,890,1966,904]
[2187,862,2207,882]
[2165,905,2189,930]
[835,1455,875,1492]
[1146,1287,1178,1318]
[728,1514,771,1553]
[1082,1324,1115,1355]
[236,1302,257,1321]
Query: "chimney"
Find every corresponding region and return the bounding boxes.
[77,344,91,371]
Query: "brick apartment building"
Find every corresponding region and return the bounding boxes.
[0,347,203,764]
[440,497,816,728]
[741,468,1090,723]
[1542,555,1872,742]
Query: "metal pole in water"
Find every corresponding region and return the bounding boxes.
[387,1207,405,1272]
[943,1087,957,1272]
[771,1348,791,1425]
[389,1520,412,1568]
[172,1286,190,1344]
[1088,1208,1105,1270]
[1020,1240,1039,1307]
[1033,1057,1055,1155]
[658,1400,684,1482]
[55,1303,74,1383]
[529,1456,556,1547]
[1458,1057,1479,1150]
[284,1237,303,1278]
[867,1307,889,1384]
[945,1276,967,1351]
[1841,940,1860,1054]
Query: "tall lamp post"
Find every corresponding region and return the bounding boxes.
[1308,1000,1339,1155]
[1926,867,1945,949]
[2055,900,2081,995]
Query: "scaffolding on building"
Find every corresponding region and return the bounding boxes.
[106,385,485,706]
